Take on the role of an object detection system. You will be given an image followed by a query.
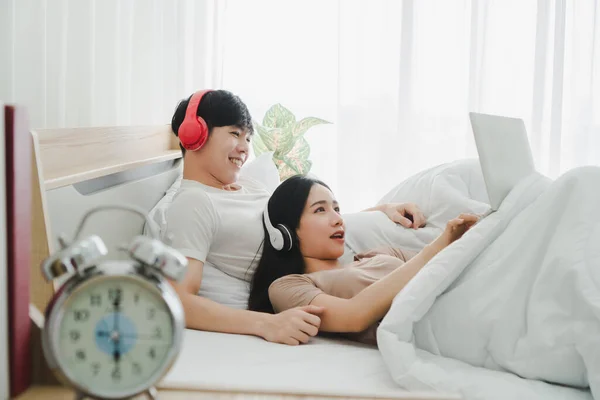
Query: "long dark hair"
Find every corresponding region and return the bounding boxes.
[248,175,330,313]
[171,90,253,155]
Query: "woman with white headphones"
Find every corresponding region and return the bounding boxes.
[249,175,476,345]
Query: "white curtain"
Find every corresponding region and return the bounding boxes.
[2,0,599,212]
[221,0,600,211]
[0,0,224,128]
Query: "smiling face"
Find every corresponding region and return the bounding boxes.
[191,125,252,188]
[296,184,345,265]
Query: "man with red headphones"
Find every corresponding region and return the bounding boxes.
[165,89,326,345]
[164,89,426,345]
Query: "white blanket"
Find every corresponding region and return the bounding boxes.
[378,165,600,400]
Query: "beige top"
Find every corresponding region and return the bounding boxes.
[268,247,417,345]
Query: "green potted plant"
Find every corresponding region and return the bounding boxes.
[252,104,331,180]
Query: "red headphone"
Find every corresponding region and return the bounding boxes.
[177,89,213,151]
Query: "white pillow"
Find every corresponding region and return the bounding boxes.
[238,151,280,193]
[340,159,491,263]
[144,165,183,238]
[146,151,279,237]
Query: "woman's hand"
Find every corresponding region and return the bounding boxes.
[437,213,479,248]
[377,202,426,229]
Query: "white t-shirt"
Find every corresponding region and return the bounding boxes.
[164,176,270,309]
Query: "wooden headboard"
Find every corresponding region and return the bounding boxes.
[30,125,182,312]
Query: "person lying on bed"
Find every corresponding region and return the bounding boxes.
[165,89,427,346]
[248,175,478,345]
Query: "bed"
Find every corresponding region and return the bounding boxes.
[28,124,462,400]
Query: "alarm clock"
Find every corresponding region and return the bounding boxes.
[40,205,188,400]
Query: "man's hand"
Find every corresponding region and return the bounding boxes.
[258,305,324,345]
[379,202,426,229]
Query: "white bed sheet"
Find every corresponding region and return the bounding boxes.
[160,329,461,399]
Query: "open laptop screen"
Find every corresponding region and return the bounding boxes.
[469,112,536,211]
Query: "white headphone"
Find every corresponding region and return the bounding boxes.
[263,202,293,251]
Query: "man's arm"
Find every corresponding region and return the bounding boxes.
[170,258,324,345]
[363,202,426,229]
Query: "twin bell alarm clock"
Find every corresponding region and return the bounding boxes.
[40,205,188,400]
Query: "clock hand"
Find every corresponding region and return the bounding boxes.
[111,291,122,365]
[114,289,121,308]
[112,331,121,363]
[113,289,121,332]
[113,347,121,363]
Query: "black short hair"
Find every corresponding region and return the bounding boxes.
[171,90,253,155]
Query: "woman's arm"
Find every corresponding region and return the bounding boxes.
[170,258,324,345]
[310,240,442,333]
[310,214,478,333]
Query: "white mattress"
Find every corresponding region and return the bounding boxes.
[160,329,461,399]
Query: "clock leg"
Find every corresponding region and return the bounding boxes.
[145,386,158,400]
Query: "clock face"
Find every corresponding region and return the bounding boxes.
[54,276,175,397]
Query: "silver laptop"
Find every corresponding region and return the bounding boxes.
[469,112,536,215]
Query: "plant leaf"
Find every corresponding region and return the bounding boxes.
[278,163,298,181]
[280,156,312,179]
[251,131,268,156]
[292,117,331,139]
[254,122,272,149]
[260,127,285,154]
[273,157,286,169]
[274,137,312,180]
[275,126,297,157]
[285,136,310,163]
[272,157,289,180]
[263,104,296,129]
[271,153,301,181]
[278,159,311,180]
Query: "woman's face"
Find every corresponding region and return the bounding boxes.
[195,125,251,186]
[296,184,345,262]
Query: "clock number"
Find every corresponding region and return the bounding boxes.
[153,327,162,339]
[108,288,122,303]
[73,310,89,322]
[91,362,101,376]
[132,362,142,375]
[134,292,140,304]
[148,347,156,360]
[111,366,121,381]
[75,349,86,361]
[69,330,81,342]
[147,308,156,320]
[90,294,101,307]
